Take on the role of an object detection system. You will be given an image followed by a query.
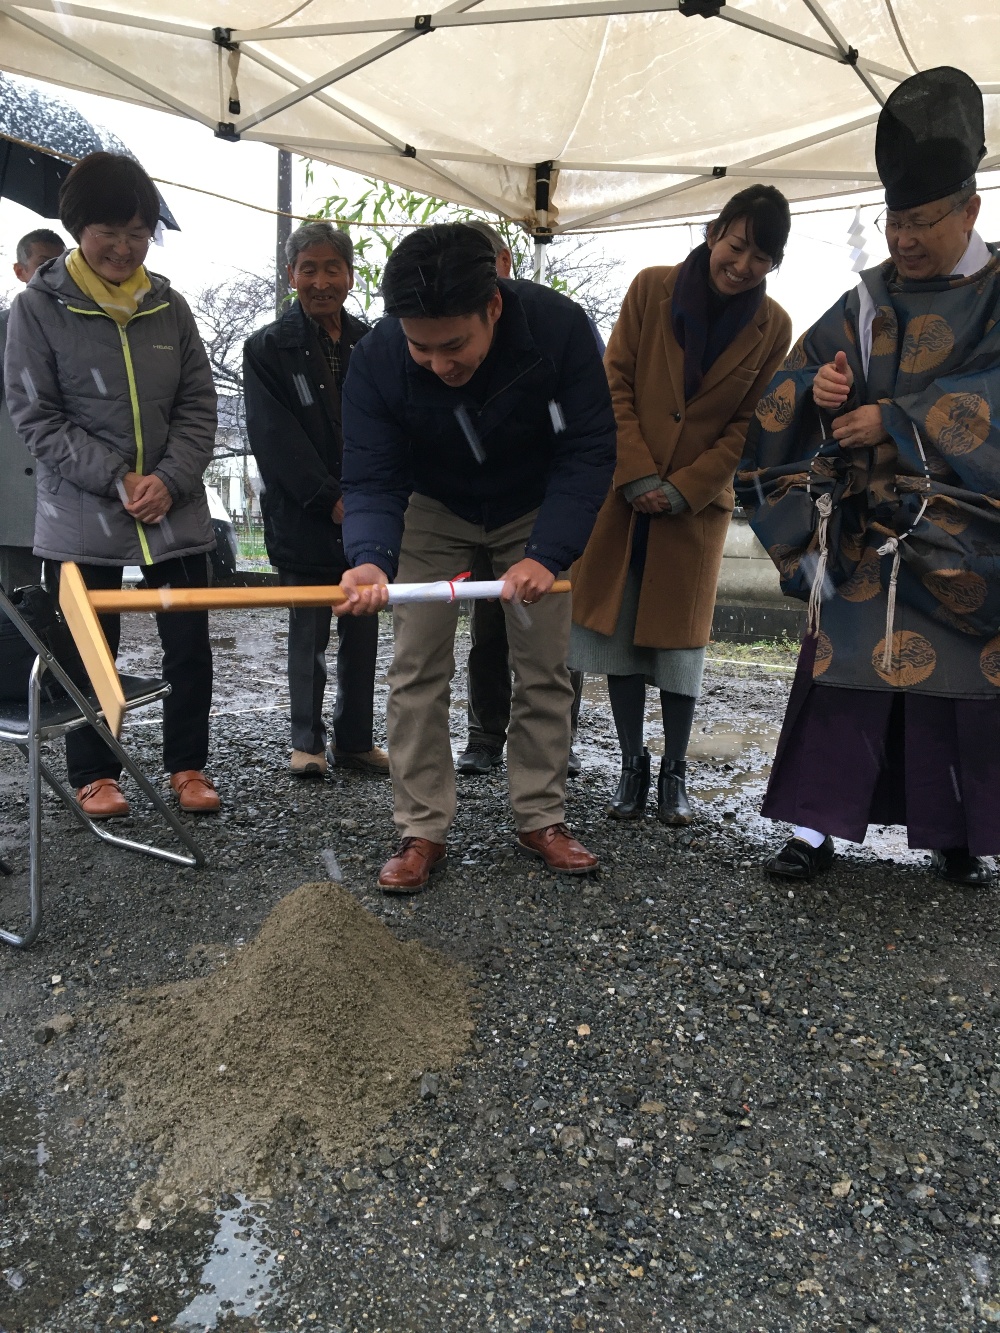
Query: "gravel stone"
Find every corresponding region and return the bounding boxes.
[2,612,999,1331]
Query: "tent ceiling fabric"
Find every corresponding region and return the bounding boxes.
[0,0,997,232]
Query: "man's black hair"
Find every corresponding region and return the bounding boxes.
[15,228,65,266]
[707,184,791,267]
[59,151,160,241]
[381,223,499,320]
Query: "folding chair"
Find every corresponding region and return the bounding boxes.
[0,584,205,949]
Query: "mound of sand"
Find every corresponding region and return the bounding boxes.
[102,883,471,1200]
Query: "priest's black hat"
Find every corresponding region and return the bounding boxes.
[875,67,986,211]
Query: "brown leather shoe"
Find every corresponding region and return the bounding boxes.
[76,778,129,820]
[517,822,599,875]
[169,770,220,813]
[378,837,447,894]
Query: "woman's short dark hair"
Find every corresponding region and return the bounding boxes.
[707,184,791,266]
[59,152,160,241]
[381,223,499,319]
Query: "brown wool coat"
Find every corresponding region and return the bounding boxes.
[571,264,792,649]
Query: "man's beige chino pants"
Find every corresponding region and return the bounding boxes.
[387,493,574,843]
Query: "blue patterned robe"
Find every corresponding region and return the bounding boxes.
[737,250,1000,699]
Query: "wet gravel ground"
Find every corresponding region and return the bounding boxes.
[2,609,999,1333]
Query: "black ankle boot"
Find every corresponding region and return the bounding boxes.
[607,749,651,820]
[657,759,692,825]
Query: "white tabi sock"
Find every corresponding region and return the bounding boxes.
[792,825,828,848]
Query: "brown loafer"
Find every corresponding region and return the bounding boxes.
[378,837,447,894]
[76,778,129,820]
[517,822,599,875]
[169,770,220,813]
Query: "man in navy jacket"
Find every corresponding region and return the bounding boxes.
[336,223,616,890]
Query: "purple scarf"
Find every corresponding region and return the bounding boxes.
[671,243,765,401]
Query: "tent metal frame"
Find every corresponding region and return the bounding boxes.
[0,0,995,232]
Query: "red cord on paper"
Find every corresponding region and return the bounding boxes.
[448,571,471,601]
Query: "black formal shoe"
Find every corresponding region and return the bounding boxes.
[765,835,835,881]
[607,749,651,820]
[567,746,582,779]
[456,744,504,776]
[657,759,693,826]
[930,847,993,886]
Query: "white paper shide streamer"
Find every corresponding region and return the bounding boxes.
[384,580,505,605]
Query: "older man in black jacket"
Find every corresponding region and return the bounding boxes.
[335,223,616,891]
[244,221,387,779]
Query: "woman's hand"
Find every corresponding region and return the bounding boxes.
[631,489,671,515]
[123,473,173,523]
[813,351,854,411]
[501,558,555,605]
[832,405,888,448]
[333,563,389,617]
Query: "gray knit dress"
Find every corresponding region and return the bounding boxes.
[568,477,706,698]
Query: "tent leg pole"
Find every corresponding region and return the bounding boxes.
[532,236,547,283]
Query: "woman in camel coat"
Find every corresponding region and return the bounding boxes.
[570,185,792,823]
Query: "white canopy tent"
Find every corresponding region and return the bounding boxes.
[0,0,998,239]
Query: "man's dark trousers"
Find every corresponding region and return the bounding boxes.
[466,552,583,752]
[279,569,378,755]
[50,555,213,787]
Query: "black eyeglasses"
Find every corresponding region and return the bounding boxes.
[874,203,963,236]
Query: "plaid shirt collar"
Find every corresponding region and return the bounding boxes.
[309,316,343,388]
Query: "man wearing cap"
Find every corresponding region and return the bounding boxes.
[335,222,616,891]
[738,67,1000,886]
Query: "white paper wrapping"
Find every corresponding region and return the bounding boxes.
[384,580,505,605]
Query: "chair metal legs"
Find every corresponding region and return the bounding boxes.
[0,664,205,949]
[1,685,46,949]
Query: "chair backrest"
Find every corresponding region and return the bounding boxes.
[0,583,97,718]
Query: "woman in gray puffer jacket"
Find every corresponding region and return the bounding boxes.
[3,152,221,819]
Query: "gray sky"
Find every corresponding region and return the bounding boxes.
[3,76,999,340]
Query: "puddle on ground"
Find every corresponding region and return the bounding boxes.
[684,720,780,764]
[0,1092,44,1202]
[0,1093,38,1199]
[173,1195,278,1331]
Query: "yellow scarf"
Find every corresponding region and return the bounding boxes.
[65,248,152,326]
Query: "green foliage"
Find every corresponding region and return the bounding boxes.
[304,174,622,324]
[706,636,799,668]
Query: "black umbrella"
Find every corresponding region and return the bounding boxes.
[0,72,179,230]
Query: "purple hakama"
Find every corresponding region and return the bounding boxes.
[762,636,1000,856]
